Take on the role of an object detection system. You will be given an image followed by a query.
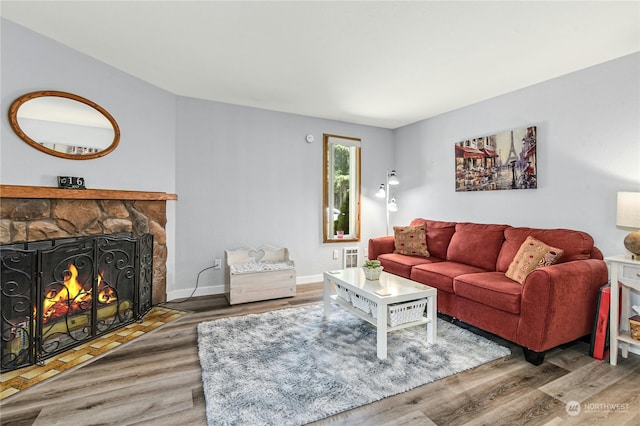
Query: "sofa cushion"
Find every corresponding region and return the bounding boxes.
[410,218,457,260]
[505,236,563,284]
[378,253,439,279]
[393,224,429,256]
[446,223,509,271]
[454,272,523,314]
[411,261,486,294]
[496,227,594,272]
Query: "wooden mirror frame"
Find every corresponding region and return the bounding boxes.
[8,91,120,160]
[323,133,361,243]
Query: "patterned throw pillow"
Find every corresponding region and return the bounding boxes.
[506,236,563,284]
[393,224,430,257]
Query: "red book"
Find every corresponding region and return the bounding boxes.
[590,285,611,360]
[590,283,622,360]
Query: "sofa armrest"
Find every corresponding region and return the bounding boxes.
[517,258,608,352]
[368,236,395,260]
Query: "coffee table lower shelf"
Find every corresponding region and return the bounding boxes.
[331,295,430,331]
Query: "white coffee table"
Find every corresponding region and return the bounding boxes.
[323,269,437,360]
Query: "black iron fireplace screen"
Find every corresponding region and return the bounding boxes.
[1,233,153,372]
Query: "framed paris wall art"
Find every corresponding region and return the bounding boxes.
[455,126,537,192]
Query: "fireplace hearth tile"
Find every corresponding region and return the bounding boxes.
[58,352,93,364]
[89,339,114,349]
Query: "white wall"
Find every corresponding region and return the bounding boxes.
[1,19,177,192]
[0,18,178,292]
[0,18,395,300]
[3,18,639,312]
[393,53,639,257]
[173,97,393,298]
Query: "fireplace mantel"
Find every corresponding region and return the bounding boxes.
[0,185,177,201]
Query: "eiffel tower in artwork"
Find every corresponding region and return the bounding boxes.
[505,131,519,164]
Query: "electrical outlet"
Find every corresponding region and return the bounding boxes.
[332,250,339,260]
[213,258,222,270]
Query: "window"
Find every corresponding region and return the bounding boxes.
[323,134,361,243]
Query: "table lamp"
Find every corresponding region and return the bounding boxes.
[617,192,640,259]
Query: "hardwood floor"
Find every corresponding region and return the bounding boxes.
[1,283,639,425]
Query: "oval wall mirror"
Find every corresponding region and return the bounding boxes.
[9,91,120,160]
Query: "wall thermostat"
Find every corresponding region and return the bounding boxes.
[305,134,314,143]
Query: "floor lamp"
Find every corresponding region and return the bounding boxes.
[376,170,399,235]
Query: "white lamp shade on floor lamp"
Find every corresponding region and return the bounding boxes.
[388,170,399,186]
[387,197,398,212]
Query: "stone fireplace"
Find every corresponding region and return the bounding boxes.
[0,185,176,372]
[0,184,177,305]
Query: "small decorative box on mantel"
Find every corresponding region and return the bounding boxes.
[57,176,86,189]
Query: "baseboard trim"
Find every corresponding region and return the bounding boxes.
[166,274,323,301]
[167,284,225,301]
[297,274,323,285]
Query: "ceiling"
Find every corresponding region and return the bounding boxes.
[2,1,639,129]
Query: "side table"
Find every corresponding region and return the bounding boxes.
[605,255,640,365]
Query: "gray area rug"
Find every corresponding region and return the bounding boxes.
[197,303,510,426]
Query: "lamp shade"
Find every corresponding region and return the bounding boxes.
[617,192,640,228]
[388,170,399,186]
[375,184,386,198]
[387,197,398,212]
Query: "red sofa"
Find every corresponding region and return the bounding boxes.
[368,219,608,364]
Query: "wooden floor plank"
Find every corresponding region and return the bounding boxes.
[539,354,640,404]
[426,363,569,426]
[463,389,564,426]
[32,387,194,426]
[1,283,639,426]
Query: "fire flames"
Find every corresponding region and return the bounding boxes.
[41,264,116,324]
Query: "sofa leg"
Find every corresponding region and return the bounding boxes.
[522,347,545,365]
